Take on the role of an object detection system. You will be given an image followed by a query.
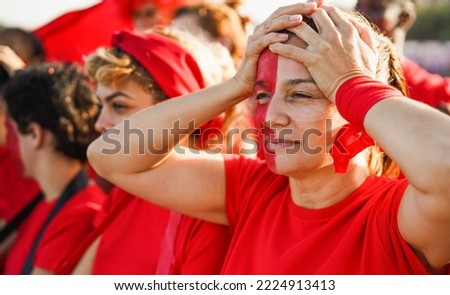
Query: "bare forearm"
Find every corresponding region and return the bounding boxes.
[364,97,450,195]
[88,78,248,178]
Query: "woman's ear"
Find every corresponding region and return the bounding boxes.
[397,1,417,32]
[28,122,45,149]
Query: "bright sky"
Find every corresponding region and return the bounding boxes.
[0,0,101,29]
[242,0,357,25]
[0,0,356,30]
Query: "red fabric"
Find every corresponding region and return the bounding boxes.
[87,186,230,275]
[222,154,431,274]
[111,30,217,150]
[335,76,402,132]
[402,58,450,108]
[111,30,204,98]
[330,124,374,174]
[0,118,40,221]
[54,186,134,274]
[331,76,403,173]
[156,211,183,274]
[3,185,106,274]
[254,49,279,165]
[168,215,231,274]
[91,187,171,274]
[33,0,133,64]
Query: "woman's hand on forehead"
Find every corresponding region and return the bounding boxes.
[268,6,379,103]
[234,2,320,96]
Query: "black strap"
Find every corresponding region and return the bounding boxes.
[0,192,44,243]
[20,169,89,274]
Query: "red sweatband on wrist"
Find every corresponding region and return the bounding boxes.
[335,76,403,131]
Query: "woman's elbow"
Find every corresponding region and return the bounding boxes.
[87,139,108,178]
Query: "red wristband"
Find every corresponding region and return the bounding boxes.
[335,76,403,131]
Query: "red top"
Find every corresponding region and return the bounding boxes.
[91,186,230,274]
[169,215,231,274]
[402,58,450,108]
[3,185,106,274]
[91,187,171,274]
[222,154,430,274]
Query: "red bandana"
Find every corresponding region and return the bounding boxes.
[111,30,205,98]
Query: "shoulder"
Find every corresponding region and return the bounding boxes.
[53,184,107,223]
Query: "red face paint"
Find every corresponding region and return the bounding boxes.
[254,48,278,171]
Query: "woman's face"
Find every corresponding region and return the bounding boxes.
[356,0,403,38]
[254,46,345,177]
[95,79,156,132]
[132,3,168,32]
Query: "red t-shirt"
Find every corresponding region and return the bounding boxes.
[222,154,430,274]
[402,58,450,108]
[92,187,171,274]
[169,215,231,274]
[3,185,106,274]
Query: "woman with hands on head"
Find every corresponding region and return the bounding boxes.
[88,2,450,274]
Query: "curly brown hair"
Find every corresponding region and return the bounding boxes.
[4,62,99,162]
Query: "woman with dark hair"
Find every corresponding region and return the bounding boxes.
[2,63,106,274]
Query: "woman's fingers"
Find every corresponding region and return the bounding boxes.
[269,42,309,64]
[235,1,322,95]
[269,1,318,19]
[270,6,382,101]
[253,14,303,37]
[348,17,379,54]
[321,6,354,31]
[287,20,321,46]
[248,32,290,56]
[308,8,336,34]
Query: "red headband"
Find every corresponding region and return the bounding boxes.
[111,30,205,98]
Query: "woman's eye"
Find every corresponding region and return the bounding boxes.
[255,92,270,104]
[112,103,127,111]
[291,92,312,100]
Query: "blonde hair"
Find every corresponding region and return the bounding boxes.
[348,12,407,178]
[367,32,406,179]
[84,46,168,102]
[85,28,253,155]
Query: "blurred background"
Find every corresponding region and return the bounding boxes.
[0,0,449,75]
[405,0,450,75]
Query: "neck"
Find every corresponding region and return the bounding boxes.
[289,156,370,209]
[33,153,84,201]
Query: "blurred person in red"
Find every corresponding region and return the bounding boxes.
[356,0,450,114]
[172,1,248,69]
[1,63,106,274]
[131,0,203,31]
[0,28,45,272]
